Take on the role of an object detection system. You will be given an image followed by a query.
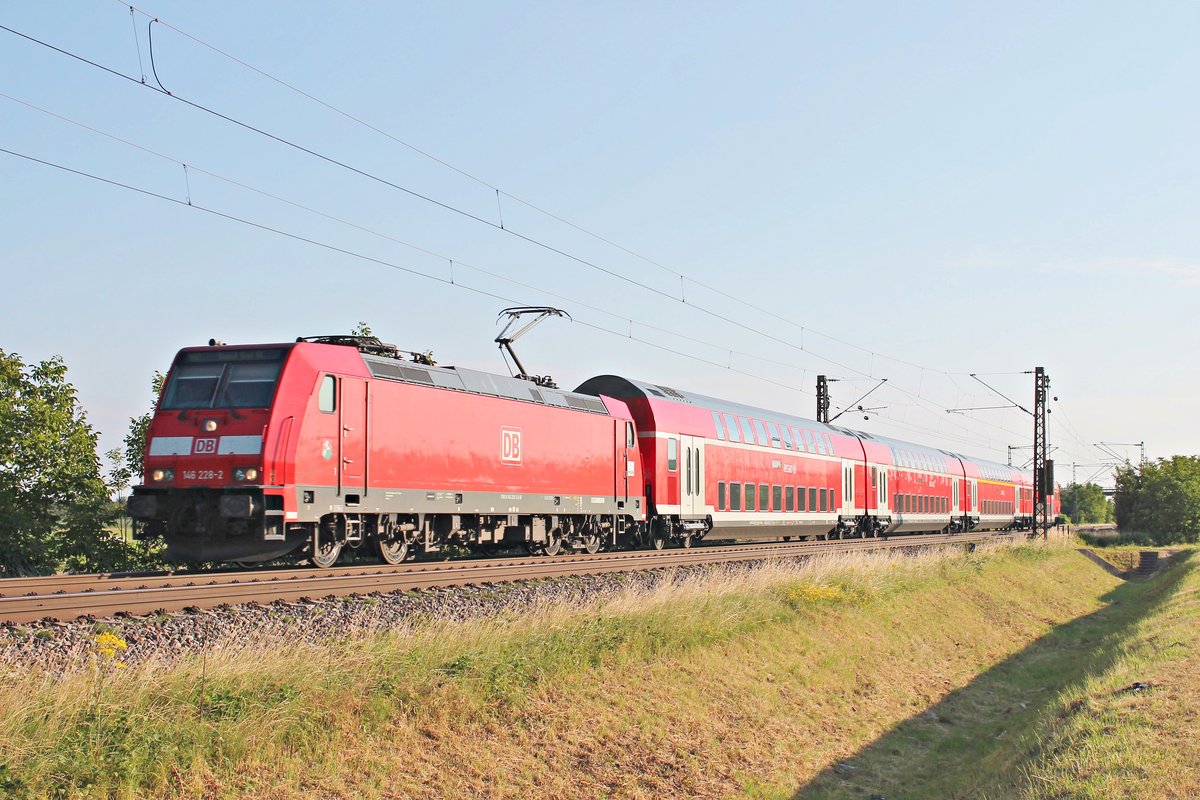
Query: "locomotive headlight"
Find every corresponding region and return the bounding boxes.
[151,468,174,482]
[203,419,219,432]
[233,467,259,482]
[233,468,246,481]
[244,467,258,482]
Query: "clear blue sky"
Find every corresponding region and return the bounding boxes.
[2,1,1197,482]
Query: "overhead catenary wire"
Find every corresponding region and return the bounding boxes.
[115,1,996,380]
[0,89,823,385]
[0,19,1003,390]
[1,19,1083,458]
[0,83,1028,457]
[0,141,1023,455]
[0,145,812,398]
[0,143,1032,455]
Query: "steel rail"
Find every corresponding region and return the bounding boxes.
[0,532,1017,624]
[0,538,848,595]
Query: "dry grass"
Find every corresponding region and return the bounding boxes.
[0,539,1173,799]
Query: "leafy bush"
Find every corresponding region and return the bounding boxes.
[1113,456,1200,545]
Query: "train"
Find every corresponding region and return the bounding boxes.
[126,334,1058,566]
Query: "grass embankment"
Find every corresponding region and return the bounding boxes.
[0,540,1192,799]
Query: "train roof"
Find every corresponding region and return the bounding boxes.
[576,374,1029,481]
[174,339,615,417]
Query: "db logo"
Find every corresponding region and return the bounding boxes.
[193,438,218,455]
[500,427,522,464]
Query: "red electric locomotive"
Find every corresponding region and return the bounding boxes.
[128,336,646,565]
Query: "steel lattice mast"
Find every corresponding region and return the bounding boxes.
[1033,367,1051,538]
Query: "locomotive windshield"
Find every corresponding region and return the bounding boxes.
[161,348,287,410]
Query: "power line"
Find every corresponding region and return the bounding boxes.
[0,144,815,398]
[114,5,1044,385]
[2,141,1038,459]
[0,89,823,388]
[1,20,920,387]
[119,2,982,378]
[1,19,1093,458]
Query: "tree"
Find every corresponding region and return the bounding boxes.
[0,350,125,575]
[123,371,164,483]
[1059,482,1111,524]
[351,321,373,337]
[1113,456,1200,544]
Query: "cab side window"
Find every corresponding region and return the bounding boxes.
[318,375,336,413]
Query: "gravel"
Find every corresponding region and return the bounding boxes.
[0,560,770,673]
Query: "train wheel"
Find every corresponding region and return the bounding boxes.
[681,534,694,549]
[310,537,342,569]
[543,532,563,556]
[650,527,667,550]
[377,538,409,565]
[582,534,602,554]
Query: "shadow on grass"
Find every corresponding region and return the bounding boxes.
[791,552,1195,800]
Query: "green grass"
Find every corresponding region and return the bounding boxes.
[0,540,1187,799]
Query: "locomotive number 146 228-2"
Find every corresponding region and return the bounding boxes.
[182,470,224,481]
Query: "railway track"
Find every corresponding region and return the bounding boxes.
[0,531,1020,624]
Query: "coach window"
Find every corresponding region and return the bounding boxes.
[772,484,782,511]
[745,482,756,511]
[767,423,782,448]
[830,487,837,508]
[808,487,817,511]
[781,425,794,450]
[753,420,769,447]
[786,486,795,512]
[740,418,756,443]
[718,481,726,511]
[667,438,678,472]
[712,412,726,441]
[724,414,741,443]
[759,483,769,511]
[819,488,828,512]
[318,375,336,413]
[730,482,742,511]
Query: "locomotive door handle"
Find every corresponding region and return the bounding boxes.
[343,426,354,432]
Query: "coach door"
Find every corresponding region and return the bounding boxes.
[339,377,367,498]
[681,435,706,517]
[614,420,635,506]
[953,479,960,514]
[841,461,855,514]
[874,466,888,514]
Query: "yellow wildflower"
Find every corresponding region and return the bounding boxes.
[91,631,128,662]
